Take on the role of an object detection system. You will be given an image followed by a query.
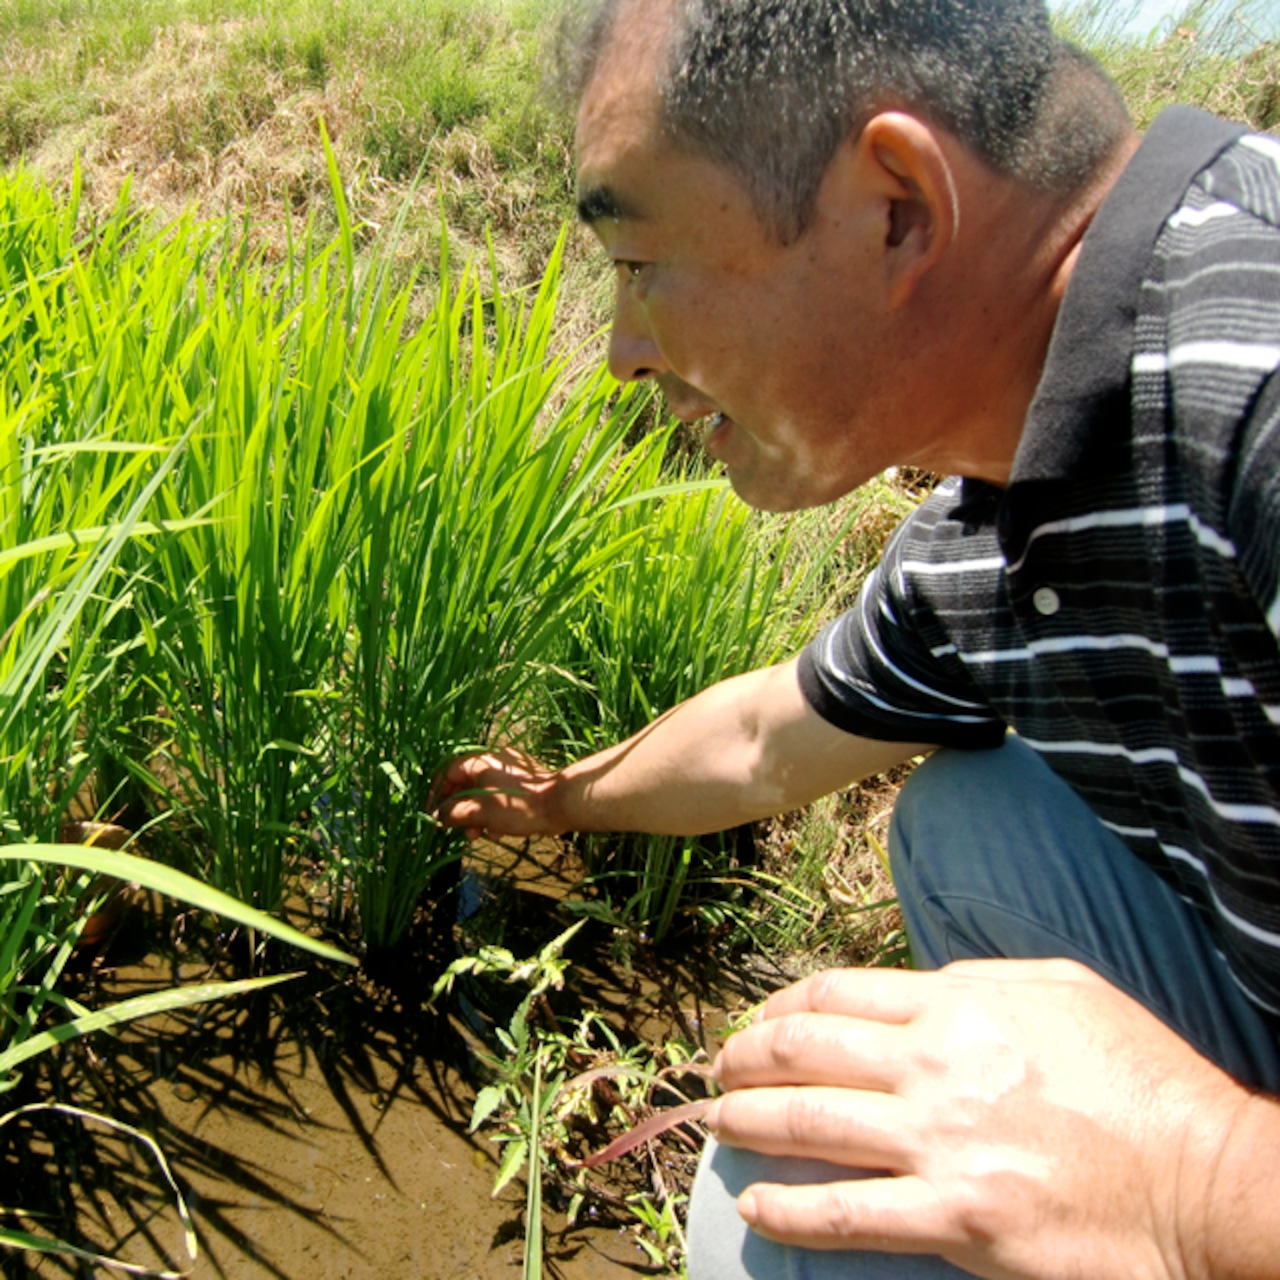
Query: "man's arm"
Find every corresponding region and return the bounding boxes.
[707,959,1280,1280]
[435,657,931,837]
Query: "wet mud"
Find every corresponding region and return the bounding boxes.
[3,841,784,1279]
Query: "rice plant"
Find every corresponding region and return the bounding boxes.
[0,162,356,1270]
[1,148,684,950]
[126,229,369,912]
[331,234,652,950]
[535,438,852,939]
[0,156,355,1012]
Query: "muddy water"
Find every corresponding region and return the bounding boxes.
[5,841,781,1279]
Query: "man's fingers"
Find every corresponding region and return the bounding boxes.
[435,789,485,826]
[757,958,1102,1026]
[433,755,491,815]
[708,1086,914,1169]
[943,955,1101,987]
[438,789,527,831]
[759,967,933,1024]
[738,1173,959,1255]
[436,753,532,816]
[432,748,562,838]
[714,1012,903,1092]
[445,752,517,788]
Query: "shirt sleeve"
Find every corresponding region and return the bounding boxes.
[797,496,1008,749]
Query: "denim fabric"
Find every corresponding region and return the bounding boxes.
[686,737,1280,1280]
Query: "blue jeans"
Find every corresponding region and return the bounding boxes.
[687,737,1280,1279]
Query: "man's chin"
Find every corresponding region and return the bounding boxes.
[722,470,822,514]
[722,461,867,513]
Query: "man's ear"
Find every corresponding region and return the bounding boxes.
[825,111,959,310]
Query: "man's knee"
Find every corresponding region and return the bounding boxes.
[890,740,1023,879]
[889,735,1088,877]
[687,1138,966,1280]
[885,736,1126,968]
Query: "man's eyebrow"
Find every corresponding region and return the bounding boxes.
[576,183,645,225]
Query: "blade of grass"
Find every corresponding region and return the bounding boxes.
[0,971,297,1080]
[0,1102,198,1278]
[2,846,354,965]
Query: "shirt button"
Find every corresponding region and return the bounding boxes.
[1033,586,1061,616]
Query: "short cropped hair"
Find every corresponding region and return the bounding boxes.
[561,0,1131,242]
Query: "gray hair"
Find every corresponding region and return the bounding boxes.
[560,0,1131,242]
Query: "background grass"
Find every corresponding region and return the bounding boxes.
[0,0,588,327]
[2,0,1272,349]
[1059,0,1280,127]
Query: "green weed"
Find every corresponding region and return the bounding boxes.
[436,922,706,1276]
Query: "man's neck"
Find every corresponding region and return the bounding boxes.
[910,131,1142,488]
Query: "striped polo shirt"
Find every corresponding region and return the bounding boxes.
[799,106,1280,1020]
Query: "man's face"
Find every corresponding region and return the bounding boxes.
[574,12,907,511]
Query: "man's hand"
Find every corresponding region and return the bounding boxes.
[434,748,566,840]
[707,958,1266,1280]
[437,661,929,841]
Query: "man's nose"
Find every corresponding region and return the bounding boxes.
[607,286,666,383]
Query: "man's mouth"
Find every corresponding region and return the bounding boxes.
[698,411,727,446]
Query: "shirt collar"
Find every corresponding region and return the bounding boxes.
[1005,104,1246,487]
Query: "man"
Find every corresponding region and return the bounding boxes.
[437,1,1280,1276]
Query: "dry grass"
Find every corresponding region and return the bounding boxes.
[754,768,912,973]
[4,4,579,323]
[1104,25,1280,130]
[33,37,487,257]
[1057,0,1279,131]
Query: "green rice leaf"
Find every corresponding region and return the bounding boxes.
[1,846,354,966]
[0,972,297,1080]
[0,520,213,577]
[320,120,354,282]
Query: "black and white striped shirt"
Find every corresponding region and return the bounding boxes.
[799,107,1280,1020]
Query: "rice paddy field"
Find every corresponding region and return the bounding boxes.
[0,0,1275,1275]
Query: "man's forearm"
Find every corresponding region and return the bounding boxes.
[549,658,928,835]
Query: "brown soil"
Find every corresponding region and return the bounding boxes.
[3,843,782,1280]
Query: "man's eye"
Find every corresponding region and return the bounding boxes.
[618,261,645,279]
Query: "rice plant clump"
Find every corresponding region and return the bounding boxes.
[4,150,830,957]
